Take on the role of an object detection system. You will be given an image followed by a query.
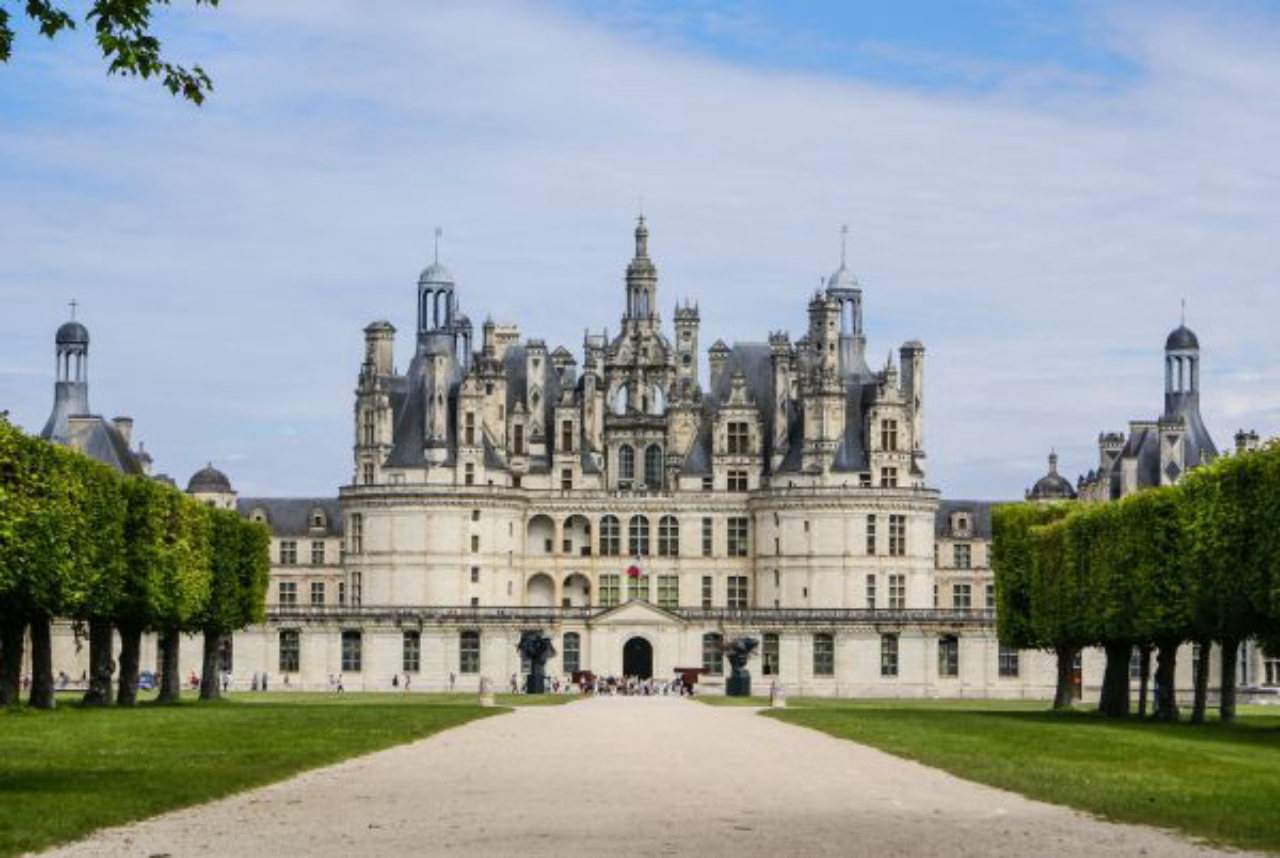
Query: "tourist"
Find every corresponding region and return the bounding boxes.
[393,675,400,689]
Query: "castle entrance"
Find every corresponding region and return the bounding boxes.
[623,637,653,679]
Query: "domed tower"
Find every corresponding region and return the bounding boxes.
[1027,452,1077,503]
[824,226,870,379]
[187,463,237,510]
[624,215,658,329]
[1161,320,1217,471]
[40,314,91,442]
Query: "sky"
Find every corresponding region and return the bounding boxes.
[1,0,1279,499]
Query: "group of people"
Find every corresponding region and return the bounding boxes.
[580,674,691,697]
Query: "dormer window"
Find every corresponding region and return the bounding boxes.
[950,512,971,537]
[310,508,327,531]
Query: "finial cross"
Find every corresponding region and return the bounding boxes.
[840,224,849,266]
[69,298,78,320]
[1180,297,1186,326]
[433,227,442,264]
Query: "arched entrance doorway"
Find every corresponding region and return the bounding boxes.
[623,637,653,679]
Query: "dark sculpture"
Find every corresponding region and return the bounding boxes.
[723,636,759,697]
[516,631,556,694]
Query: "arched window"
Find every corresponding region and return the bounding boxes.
[629,514,650,556]
[600,515,621,557]
[563,632,581,674]
[619,444,635,482]
[658,515,679,557]
[644,444,663,489]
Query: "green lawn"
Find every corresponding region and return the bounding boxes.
[762,699,1280,852]
[0,692,532,856]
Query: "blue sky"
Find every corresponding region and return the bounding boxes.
[2,0,1279,498]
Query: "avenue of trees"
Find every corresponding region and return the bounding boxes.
[994,440,1280,723]
[0,418,269,709]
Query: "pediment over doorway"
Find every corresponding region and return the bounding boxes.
[591,599,685,627]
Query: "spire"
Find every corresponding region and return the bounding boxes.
[433,227,441,265]
[634,214,649,259]
[840,224,849,267]
[1049,450,1059,475]
[69,298,78,320]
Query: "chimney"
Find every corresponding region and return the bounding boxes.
[113,416,133,446]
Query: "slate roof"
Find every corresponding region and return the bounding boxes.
[237,497,343,537]
[935,500,996,539]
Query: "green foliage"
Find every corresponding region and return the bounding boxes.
[62,455,128,622]
[198,510,269,634]
[991,502,1071,650]
[0,0,219,103]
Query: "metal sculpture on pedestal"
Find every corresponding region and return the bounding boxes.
[517,631,556,694]
[723,636,759,697]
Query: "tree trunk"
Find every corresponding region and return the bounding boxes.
[1153,641,1180,722]
[1220,637,1239,724]
[200,630,222,701]
[1191,641,1211,724]
[116,623,142,707]
[1053,645,1077,710]
[0,615,26,707]
[1138,645,1152,717]
[28,613,56,710]
[157,628,181,704]
[1100,643,1131,717]
[82,617,115,707]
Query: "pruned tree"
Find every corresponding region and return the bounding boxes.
[197,509,269,700]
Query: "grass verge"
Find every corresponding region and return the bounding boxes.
[0,693,509,856]
[765,699,1280,852]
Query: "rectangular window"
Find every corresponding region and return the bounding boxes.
[701,575,713,609]
[464,411,475,445]
[599,574,621,607]
[881,634,899,677]
[727,421,750,455]
[279,630,300,673]
[513,423,525,455]
[813,633,835,677]
[464,462,475,486]
[342,630,363,673]
[762,633,780,676]
[727,469,748,492]
[278,581,297,606]
[890,517,911,558]
[702,475,714,492]
[954,544,971,569]
[658,517,679,557]
[310,581,325,606]
[658,575,679,609]
[460,630,480,674]
[880,467,898,488]
[880,418,898,452]
[701,517,714,557]
[702,634,724,676]
[986,583,996,611]
[361,409,376,446]
[279,540,297,565]
[470,566,480,584]
[349,513,363,554]
[865,515,877,555]
[953,583,972,610]
[362,462,375,485]
[561,420,573,453]
[562,633,581,674]
[727,517,750,557]
[629,517,650,556]
[859,472,872,488]
[311,540,325,565]
[403,631,421,673]
[1265,657,1280,686]
[939,636,959,678]
[600,518,621,556]
[338,581,346,606]
[471,534,480,553]
[865,574,877,610]
[560,469,573,491]
[727,576,749,609]
[889,574,905,610]
[350,571,362,607]
[627,574,650,603]
[998,646,1020,678]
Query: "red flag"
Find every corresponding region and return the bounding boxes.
[626,563,642,579]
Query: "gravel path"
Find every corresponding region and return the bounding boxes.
[46,696,1248,857]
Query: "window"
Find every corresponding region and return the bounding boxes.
[701,517,714,557]
[563,632,581,674]
[998,646,1020,678]
[310,581,325,606]
[338,581,346,606]
[350,571,362,607]
[311,540,325,566]
[889,574,905,610]
[888,515,906,557]
[628,515,650,556]
[938,636,959,678]
[986,583,995,611]
[880,419,898,452]
[953,583,972,610]
[280,540,297,565]
[880,467,898,487]
[361,409,376,446]
[513,423,525,455]
[1265,657,1280,686]
[701,575,713,608]
[658,516,680,556]
[658,575,679,609]
[859,472,872,488]
[470,566,480,584]
[349,513,363,554]
[599,574,621,607]
[881,634,899,677]
[953,544,971,569]
[600,516,621,556]
[866,574,877,610]
[619,444,635,482]
[628,574,650,602]
[813,633,835,677]
[278,581,297,606]
[701,475,714,492]
[279,630,300,673]
[471,509,481,522]
[362,463,375,485]
[464,462,475,486]
[561,469,573,491]
[464,411,475,445]
[727,517,749,557]
[470,534,480,553]
[727,469,748,492]
[865,516,877,555]
[342,630,363,672]
[702,633,724,675]
[644,444,663,489]
[762,633,779,676]
[561,419,573,453]
[727,421,750,454]
[727,576,749,609]
[459,631,480,674]
[403,631,421,673]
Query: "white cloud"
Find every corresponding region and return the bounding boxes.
[1,0,1278,497]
